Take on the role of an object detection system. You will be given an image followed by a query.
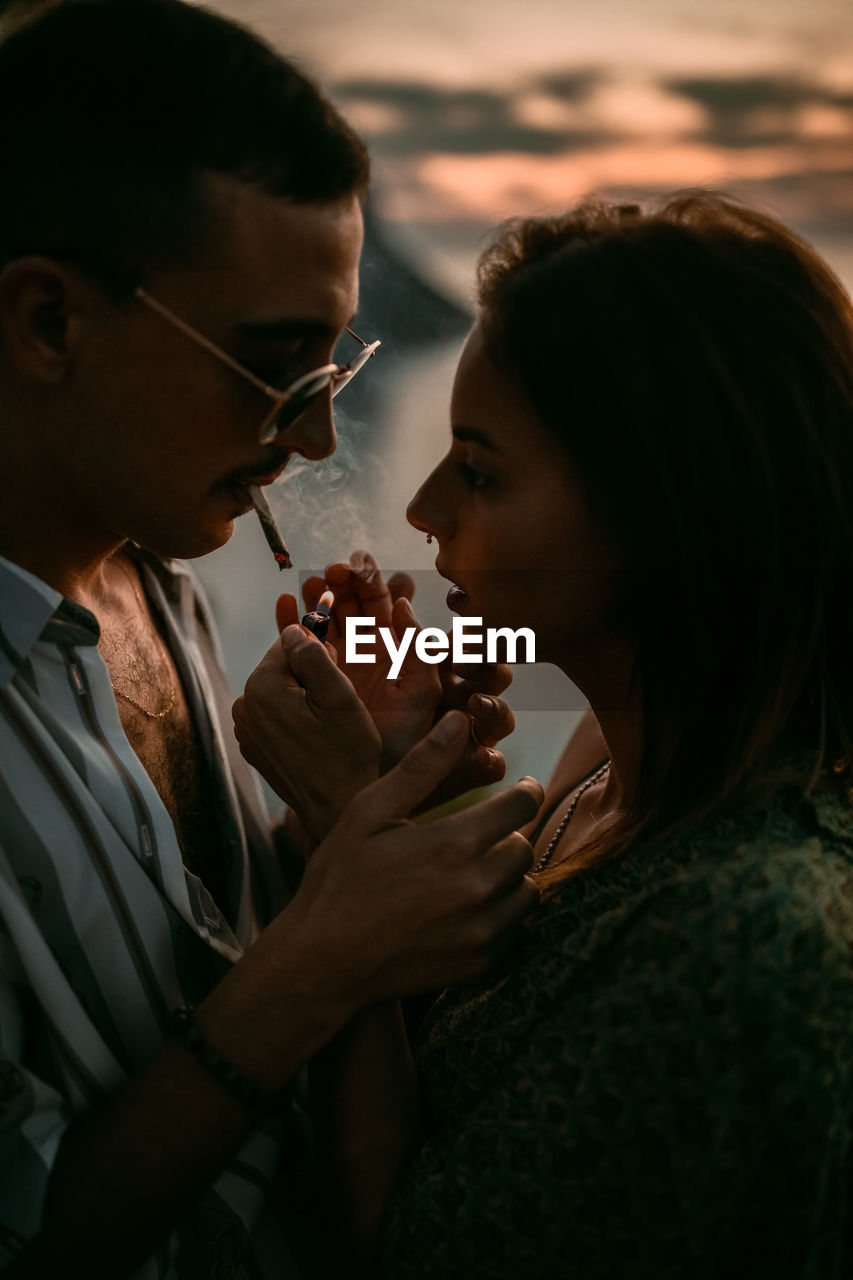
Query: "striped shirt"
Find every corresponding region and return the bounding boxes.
[0,549,304,1278]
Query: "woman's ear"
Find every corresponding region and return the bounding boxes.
[0,256,81,382]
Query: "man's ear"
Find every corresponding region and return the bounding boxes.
[0,257,81,382]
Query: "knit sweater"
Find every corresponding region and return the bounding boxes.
[380,781,853,1279]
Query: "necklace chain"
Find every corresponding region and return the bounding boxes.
[532,760,611,875]
[105,555,177,721]
[113,686,175,720]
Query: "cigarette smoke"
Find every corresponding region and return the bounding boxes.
[267,406,394,568]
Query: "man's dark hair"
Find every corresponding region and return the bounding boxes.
[0,0,369,285]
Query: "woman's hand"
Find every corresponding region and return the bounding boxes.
[232,624,382,844]
[428,659,516,807]
[278,557,443,770]
[280,551,517,805]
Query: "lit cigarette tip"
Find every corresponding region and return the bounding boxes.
[247,484,292,571]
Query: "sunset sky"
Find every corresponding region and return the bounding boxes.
[200,0,853,295]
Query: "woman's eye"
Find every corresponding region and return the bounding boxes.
[457,460,490,490]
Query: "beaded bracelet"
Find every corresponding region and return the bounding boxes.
[169,1006,273,1111]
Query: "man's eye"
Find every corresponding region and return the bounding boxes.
[243,342,308,387]
[243,356,303,387]
[249,367,291,388]
[457,461,490,490]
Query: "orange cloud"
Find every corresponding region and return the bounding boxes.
[380,139,853,222]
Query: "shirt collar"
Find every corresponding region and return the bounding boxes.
[0,549,194,687]
[0,556,66,685]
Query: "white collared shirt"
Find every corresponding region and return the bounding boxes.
[0,550,303,1278]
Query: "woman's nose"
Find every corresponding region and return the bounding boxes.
[407,462,447,538]
[406,477,431,534]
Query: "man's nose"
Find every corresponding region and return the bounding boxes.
[282,394,337,462]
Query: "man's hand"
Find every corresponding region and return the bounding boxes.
[13,716,541,1280]
[202,711,544,1090]
[233,624,382,843]
[297,712,542,1000]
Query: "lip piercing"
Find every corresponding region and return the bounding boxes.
[426,533,433,543]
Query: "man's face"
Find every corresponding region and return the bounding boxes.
[61,174,364,560]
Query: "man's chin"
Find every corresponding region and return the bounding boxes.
[133,517,236,563]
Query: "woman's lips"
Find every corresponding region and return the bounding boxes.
[446,583,468,612]
[435,562,468,612]
[435,563,468,611]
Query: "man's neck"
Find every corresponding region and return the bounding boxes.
[0,512,126,612]
[0,432,134,605]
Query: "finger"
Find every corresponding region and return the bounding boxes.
[317,560,388,627]
[442,775,544,851]
[349,550,400,628]
[231,693,246,733]
[245,634,303,697]
[348,549,380,585]
[356,711,471,823]
[391,597,439,689]
[479,876,541,956]
[392,595,424,648]
[424,743,506,803]
[301,575,328,613]
[467,692,515,748]
[411,744,507,817]
[453,663,513,697]
[394,594,421,630]
[279,624,358,714]
[387,572,415,604]
[275,593,300,633]
[468,744,507,785]
[483,831,535,889]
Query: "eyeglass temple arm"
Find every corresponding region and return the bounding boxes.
[344,325,382,354]
[135,287,281,398]
[137,288,379,391]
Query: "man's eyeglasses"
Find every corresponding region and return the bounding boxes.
[135,287,381,445]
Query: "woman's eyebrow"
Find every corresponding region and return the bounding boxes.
[452,426,500,453]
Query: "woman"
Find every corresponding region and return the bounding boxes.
[238,192,853,1277]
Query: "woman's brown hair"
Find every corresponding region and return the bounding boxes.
[477,193,853,877]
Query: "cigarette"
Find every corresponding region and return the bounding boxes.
[301,589,334,641]
[247,485,292,571]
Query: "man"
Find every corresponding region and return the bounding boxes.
[0,2,539,1275]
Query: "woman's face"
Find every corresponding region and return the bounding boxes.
[407,323,623,669]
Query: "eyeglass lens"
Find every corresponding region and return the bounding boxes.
[263,336,379,438]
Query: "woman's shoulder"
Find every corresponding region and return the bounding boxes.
[539,779,853,989]
[415,779,853,1141]
[668,777,853,909]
